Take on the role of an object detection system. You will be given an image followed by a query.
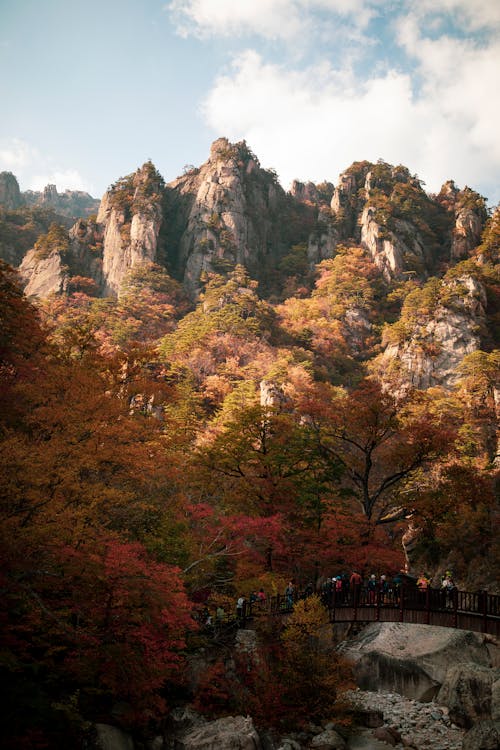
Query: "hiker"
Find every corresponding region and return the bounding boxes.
[367,574,378,604]
[350,570,362,605]
[236,595,246,625]
[285,581,294,609]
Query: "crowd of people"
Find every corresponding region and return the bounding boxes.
[196,570,460,630]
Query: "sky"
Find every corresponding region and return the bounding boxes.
[0,0,499,206]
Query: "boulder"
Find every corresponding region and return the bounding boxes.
[372,726,397,746]
[437,664,497,728]
[93,723,135,750]
[175,715,262,750]
[462,720,500,750]
[340,623,492,701]
[310,727,347,749]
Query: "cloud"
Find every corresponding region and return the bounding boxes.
[201,47,500,205]
[29,170,93,193]
[167,0,375,40]
[412,0,500,32]
[0,137,93,193]
[0,138,37,170]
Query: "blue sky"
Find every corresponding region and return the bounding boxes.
[1,0,499,206]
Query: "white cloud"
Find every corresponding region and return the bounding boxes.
[167,0,375,40]
[201,48,500,205]
[0,138,37,170]
[412,0,500,32]
[29,169,92,193]
[0,137,93,193]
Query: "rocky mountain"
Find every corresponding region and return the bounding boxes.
[3,139,498,403]
[23,183,99,218]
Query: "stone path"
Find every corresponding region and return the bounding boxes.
[345,689,465,750]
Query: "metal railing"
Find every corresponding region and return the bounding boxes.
[252,585,500,637]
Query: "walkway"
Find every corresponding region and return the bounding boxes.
[260,586,500,637]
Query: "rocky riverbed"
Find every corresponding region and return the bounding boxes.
[345,688,465,750]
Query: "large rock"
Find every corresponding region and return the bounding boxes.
[0,171,23,209]
[376,273,487,390]
[340,622,492,701]
[93,723,135,750]
[310,727,347,749]
[175,715,262,750]
[167,138,287,297]
[100,162,163,295]
[437,664,499,728]
[462,720,500,750]
[19,247,67,297]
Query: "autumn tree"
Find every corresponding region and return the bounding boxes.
[280,595,354,725]
[300,378,456,522]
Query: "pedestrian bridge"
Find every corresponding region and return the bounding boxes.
[255,586,500,637]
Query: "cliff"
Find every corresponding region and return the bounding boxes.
[165,138,288,297]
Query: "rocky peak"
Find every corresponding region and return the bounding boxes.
[99,161,165,295]
[22,183,99,218]
[166,138,287,297]
[290,179,319,204]
[42,184,58,203]
[375,269,488,390]
[0,171,23,210]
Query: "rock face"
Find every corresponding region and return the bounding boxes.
[98,162,164,295]
[0,171,23,209]
[377,272,487,389]
[19,247,68,297]
[166,138,287,297]
[340,622,493,702]
[462,720,500,750]
[436,181,487,261]
[436,664,500,728]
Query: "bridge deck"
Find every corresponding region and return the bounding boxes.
[258,586,500,637]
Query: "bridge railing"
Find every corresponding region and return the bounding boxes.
[257,585,499,636]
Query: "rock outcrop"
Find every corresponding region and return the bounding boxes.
[19,246,68,297]
[376,272,487,390]
[339,622,493,702]
[23,184,99,218]
[0,171,23,209]
[166,138,287,297]
[98,161,164,295]
[436,182,487,261]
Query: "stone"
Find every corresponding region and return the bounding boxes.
[373,727,397,745]
[461,720,500,750]
[437,665,497,728]
[340,623,492,701]
[310,727,347,749]
[19,247,68,297]
[175,715,262,750]
[93,723,135,750]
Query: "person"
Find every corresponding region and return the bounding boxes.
[350,570,362,605]
[236,595,246,625]
[257,588,266,605]
[321,577,333,606]
[417,573,430,591]
[334,575,343,601]
[285,581,294,609]
[441,572,456,608]
[367,574,378,604]
[379,574,388,604]
[304,581,314,598]
[392,570,404,605]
